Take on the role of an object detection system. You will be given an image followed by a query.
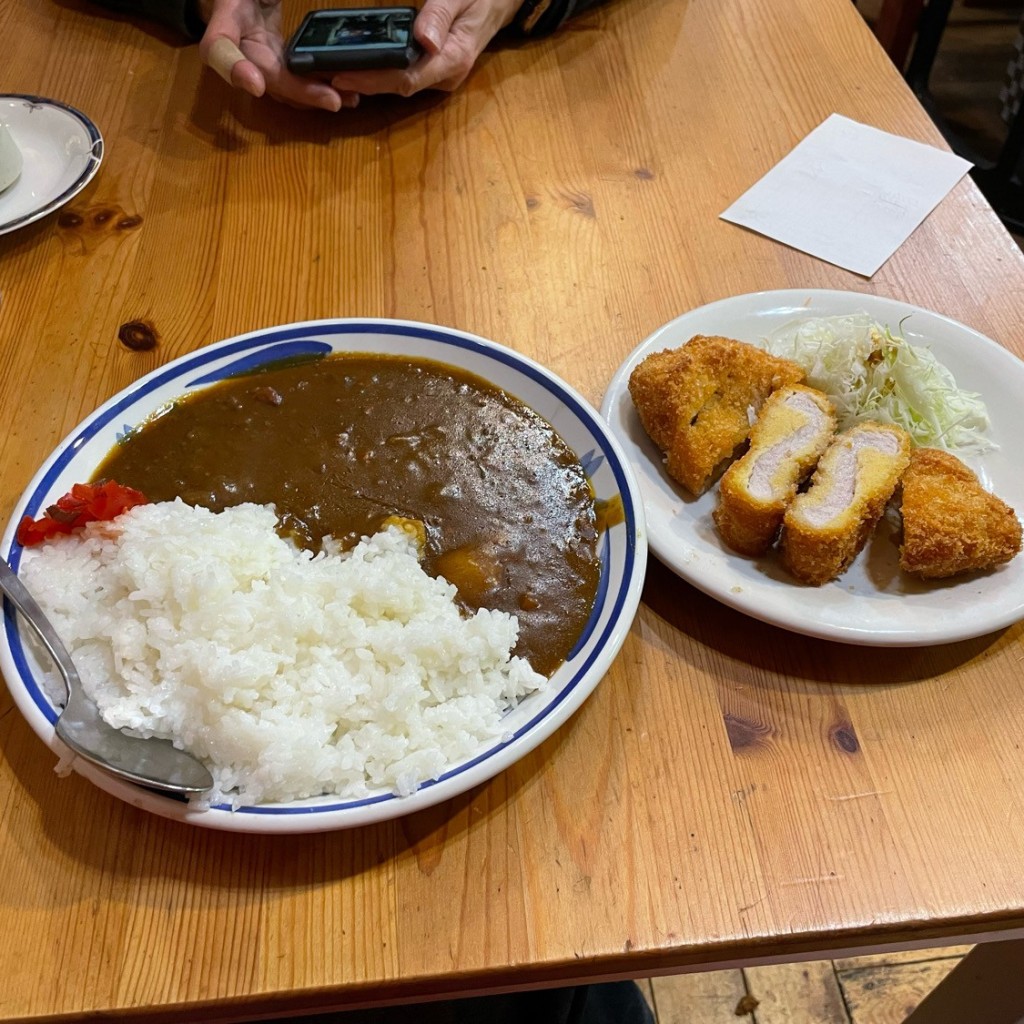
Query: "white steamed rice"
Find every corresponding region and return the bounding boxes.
[19,500,546,807]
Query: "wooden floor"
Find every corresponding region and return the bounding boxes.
[638,5,1009,1021]
[640,946,973,1024]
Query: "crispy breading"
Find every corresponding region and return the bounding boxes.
[714,385,836,556]
[628,335,805,495]
[780,422,911,585]
[899,448,1022,578]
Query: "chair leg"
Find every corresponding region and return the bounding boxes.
[905,0,955,94]
[901,939,1024,1024]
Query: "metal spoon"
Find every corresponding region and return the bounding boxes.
[0,558,213,795]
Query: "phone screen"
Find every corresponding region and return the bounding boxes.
[291,9,415,51]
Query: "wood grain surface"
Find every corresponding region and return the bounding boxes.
[2,0,1024,1020]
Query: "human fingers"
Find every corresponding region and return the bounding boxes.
[203,34,267,97]
[199,0,347,110]
[330,40,473,97]
[330,67,412,97]
[232,20,350,109]
[204,32,343,109]
[413,0,461,54]
[263,67,348,111]
[331,0,522,98]
[252,43,349,111]
[277,91,359,111]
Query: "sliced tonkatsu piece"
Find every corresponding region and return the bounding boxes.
[899,448,1022,578]
[628,335,805,495]
[714,385,836,556]
[780,422,911,585]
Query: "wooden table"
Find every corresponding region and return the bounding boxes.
[3,0,1024,1020]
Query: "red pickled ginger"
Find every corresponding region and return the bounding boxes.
[17,481,148,546]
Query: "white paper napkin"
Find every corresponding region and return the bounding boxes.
[720,114,972,277]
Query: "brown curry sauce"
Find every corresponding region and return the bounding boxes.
[95,354,600,676]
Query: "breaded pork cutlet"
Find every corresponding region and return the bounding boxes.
[899,448,1022,578]
[780,422,911,585]
[628,335,804,495]
[714,385,836,556]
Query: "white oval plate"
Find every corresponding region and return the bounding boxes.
[1,320,647,832]
[601,289,1024,646]
[0,94,103,236]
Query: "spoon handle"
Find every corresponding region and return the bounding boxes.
[0,558,76,699]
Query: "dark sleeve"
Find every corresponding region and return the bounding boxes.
[86,0,207,39]
[515,0,608,36]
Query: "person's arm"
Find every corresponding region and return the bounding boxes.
[87,0,207,39]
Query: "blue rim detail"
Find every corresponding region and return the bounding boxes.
[188,340,333,386]
[0,95,104,233]
[3,321,640,816]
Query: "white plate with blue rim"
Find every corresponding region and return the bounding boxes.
[601,289,1024,646]
[0,319,646,833]
[0,94,103,236]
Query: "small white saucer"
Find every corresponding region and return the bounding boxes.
[0,94,103,236]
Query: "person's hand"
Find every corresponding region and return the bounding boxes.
[329,0,521,97]
[198,0,360,111]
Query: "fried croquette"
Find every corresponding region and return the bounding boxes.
[780,422,911,585]
[899,448,1022,578]
[714,385,836,556]
[628,335,805,495]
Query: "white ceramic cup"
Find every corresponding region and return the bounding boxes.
[0,123,23,193]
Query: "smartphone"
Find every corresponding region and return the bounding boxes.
[285,7,421,73]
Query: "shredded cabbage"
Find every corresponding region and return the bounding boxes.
[762,313,994,455]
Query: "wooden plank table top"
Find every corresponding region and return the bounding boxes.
[2,0,1024,1020]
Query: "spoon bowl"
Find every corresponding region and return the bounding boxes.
[0,558,213,795]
